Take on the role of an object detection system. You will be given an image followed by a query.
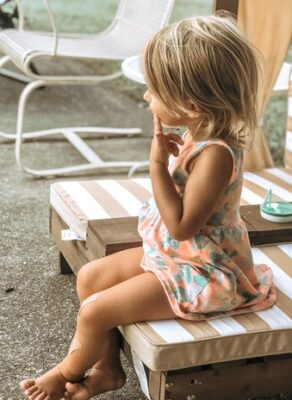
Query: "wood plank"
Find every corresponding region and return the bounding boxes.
[214,0,239,17]
[50,207,91,275]
[149,371,167,400]
[50,208,142,274]
[164,354,292,400]
[87,217,142,259]
[240,204,292,245]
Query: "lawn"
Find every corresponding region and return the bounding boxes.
[3,0,291,165]
[18,0,214,32]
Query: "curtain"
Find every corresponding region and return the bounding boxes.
[237,0,292,170]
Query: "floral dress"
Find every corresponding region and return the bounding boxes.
[138,135,276,321]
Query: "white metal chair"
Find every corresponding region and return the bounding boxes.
[0,0,175,176]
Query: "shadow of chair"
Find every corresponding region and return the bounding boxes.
[0,0,175,177]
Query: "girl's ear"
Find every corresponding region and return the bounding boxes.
[187,101,201,119]
[187,110,200,119]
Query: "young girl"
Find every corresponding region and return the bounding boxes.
[20,14,276,400]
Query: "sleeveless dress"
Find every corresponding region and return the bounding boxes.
[138,134,277,321]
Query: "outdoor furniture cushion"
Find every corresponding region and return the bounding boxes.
[50,168,292,241]
[50,178,152,241]
[50,168,292,371]
[120,242,292,371]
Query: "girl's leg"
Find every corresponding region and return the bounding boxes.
[76,247,145,301]
[20,269,175,400]
[64,328,125,400]
[63,270,175,379]
[20,247,144,400]
[63,248,146,399]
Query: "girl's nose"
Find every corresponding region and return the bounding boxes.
[143,90,150,102]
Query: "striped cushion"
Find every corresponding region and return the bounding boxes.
[285,72,292,168]
[50,178,152,240]
[50,169,292,370]
[50,168,292,240]
[121,243,292,370]
[242,168,292,204]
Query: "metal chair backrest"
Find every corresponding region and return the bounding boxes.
[105,0,176,49]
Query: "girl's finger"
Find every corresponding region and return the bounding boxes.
[167,141,179,156]
[166,132,184,144]
[153,114,163,136]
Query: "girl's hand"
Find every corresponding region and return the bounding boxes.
[150,114,184,166]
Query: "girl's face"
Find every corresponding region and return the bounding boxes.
[143,89,192,127]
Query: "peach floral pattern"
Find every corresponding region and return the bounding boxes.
[138,136,276,321]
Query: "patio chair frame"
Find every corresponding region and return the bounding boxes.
[0,0,175,177]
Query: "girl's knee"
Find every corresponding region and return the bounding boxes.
[78,293,109,331]
[78,292,100,322]
[77,261,99,300]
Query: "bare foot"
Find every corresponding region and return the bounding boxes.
[20,365,74,400]
[64,364,126,400]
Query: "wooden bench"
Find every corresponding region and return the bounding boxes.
[50,171,292,400]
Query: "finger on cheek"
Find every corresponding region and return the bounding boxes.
[153,115,163,134]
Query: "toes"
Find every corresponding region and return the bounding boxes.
[20,379,35,390]
[65,382,78,394]
[28,388,42,400]
[34,392,48,400]
[24,385,39,396]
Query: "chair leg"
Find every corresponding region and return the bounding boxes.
[15,79,46,172]
[59,252,73,275]
[0,55,31,83]
[6,77,148,177]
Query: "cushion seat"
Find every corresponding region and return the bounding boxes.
[50,178,152,240]
[120,242,292,371]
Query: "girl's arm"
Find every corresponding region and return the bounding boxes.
[150,115,233,241]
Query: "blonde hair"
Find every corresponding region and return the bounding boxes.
[144,14,261,148]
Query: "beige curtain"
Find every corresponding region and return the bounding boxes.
[237,0,292,170]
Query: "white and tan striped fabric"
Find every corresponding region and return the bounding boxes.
[50,168,292,240]
[285,72,292,168]
[242,168,292,204]
[50,170,292,370]
[50,178,152,240]
[121,243,292,370]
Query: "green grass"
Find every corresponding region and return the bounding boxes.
[18,0,213,32]
[8,0,291,166]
